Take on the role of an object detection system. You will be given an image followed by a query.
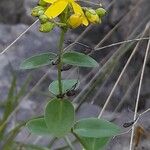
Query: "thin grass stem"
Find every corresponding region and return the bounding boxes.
[129,24,150,150]
[0,20,39,55]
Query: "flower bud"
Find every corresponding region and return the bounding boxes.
[85,8,100,24]
[38,10,45,16]
[38,0,47,6]
[31,6,45,17]
[39,22,55,32]
[68,14,83,28]
[96,8,107,17]
[39,14,48,23]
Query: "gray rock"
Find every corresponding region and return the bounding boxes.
[0,0,33,24]
[0,0,150,149]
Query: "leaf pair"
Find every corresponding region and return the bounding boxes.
[27,106,121,150]
[72,118,121,150]
[20,51,98,69]
[20,52,56,70]
[49,79,78,95]
[27,98,75,137]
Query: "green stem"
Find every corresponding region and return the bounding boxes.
[57,29,65,96]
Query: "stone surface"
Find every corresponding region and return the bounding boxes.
[0,0,150,149]
[0,0,34,24]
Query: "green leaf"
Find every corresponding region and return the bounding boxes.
[49,79,78,95]
[62,51,99,67]
[2,75,16,122]
[73,118,120,150]
[45,98,75,137]
[73,118,121,138]
[26,118,50,135]
[78,136,110,150]
[20,52,57,70]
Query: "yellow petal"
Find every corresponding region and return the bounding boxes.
[45,0,68,18]
[71,2,83,14]
[71,1,89,26]
[68,14,82,28]
[82,17,89,26]
[43,0,57,3]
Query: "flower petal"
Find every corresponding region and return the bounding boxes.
[45,0,68,18]
[68,13,82,28]
[43,0,57,3]
[82,16,89,26]
[71,2,83,14]
[71,1,89,26]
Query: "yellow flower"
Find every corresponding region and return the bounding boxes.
[68,13,83,28]
[43,0,88,26]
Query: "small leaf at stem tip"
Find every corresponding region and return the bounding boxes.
[49,79,79,95]
[73,118,121,138]
[26,118,50,136]
[20,52,57,70]
[45,98,75,137]
[62,51,99,67]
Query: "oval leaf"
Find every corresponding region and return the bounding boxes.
[73,118,121,138]
[20,52,57,69]
[49,79,79,95]
[78,136,110,150]
[62,51,98,67]
[26,118,50,135]
[45,98,75,137]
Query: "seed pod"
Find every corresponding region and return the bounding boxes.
[66,90,76,97]
[85,8,100,24]
[123,117,138,128]
[39,14,49,23]
[51,59,59,65]
[61,65,72,71]
[68,13,83,28]
[39,22,55,32]
[38,0,47,6]
[31,6,45,17]
[123,121,135,128]
[96,8,107,17]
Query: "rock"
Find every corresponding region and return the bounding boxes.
[0,23,60,125]
[0,0,150,149]
[0,23,59,69]
[0,0,33,24]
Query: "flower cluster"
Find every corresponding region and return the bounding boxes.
[31,0,107,32]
